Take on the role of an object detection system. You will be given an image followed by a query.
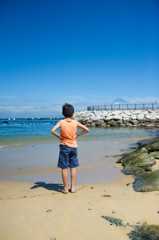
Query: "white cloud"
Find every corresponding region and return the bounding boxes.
[123,96,159,104]
[0,96,17,99]
[0,95,158,118]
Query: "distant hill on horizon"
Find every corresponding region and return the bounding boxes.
[112,98,128,104]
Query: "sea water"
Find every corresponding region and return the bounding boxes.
[0,118,158,183]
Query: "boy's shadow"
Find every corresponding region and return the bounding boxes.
[30,181,63,192]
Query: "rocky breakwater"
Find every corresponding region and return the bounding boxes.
[74,110,159,128]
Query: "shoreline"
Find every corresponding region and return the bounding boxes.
[0,134,152,183]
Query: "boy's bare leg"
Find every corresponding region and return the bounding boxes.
[70,168,76,192]
[61,169,68,192]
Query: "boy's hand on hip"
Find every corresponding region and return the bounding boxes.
[59,136,65,141]
[74,134,77,139]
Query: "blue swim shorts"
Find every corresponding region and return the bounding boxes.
[57,144,79,169]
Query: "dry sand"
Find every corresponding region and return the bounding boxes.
[0,174,159,240]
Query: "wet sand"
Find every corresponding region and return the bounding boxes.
[0,135,147,183]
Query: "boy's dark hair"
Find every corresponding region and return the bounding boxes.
[62,103,74,117]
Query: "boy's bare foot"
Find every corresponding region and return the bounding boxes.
[59,187,68,194]
[70,186,76,193]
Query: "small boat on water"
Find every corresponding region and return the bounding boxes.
[3,121,8,124]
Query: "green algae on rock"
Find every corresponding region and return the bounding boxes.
[128,225,159,240]
[101,216,126,227]
[145,141,159,153]
[133,170,159,192]
[150,151,159,159]
[119,148,156,175]
[116,135,159,191]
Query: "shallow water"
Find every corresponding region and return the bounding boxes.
[0,122,158,183]
[0,118,158,148]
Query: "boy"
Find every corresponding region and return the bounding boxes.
[51,103,89,193]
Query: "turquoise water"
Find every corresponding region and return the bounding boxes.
[0,118,158,149]
[0,118,158,183]
[0,118,59,140]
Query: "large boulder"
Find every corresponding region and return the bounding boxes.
[145,141,159,152]
[145,114,157,120]
[95,120,104,126]
[120,113,129,118]
[137,137,159,148]
[90,115,104,121]
[112,115,122,120]
[145,123,156,128]
[130,120,138,124]
[137,114,145,120]
[109,120,119,126]
[120,148,156,175]
[74,116,83,121]
[133,170,159,192]
[150,151,159,159]
[130,115,137,120]
[85,112,95,117]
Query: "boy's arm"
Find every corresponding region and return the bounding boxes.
[51,121,64,141]
[76,121,89,137]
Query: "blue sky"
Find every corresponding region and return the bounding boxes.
[0,0,159,117]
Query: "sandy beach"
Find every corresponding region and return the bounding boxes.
[0,173,159,240]
[1,124,159,239]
